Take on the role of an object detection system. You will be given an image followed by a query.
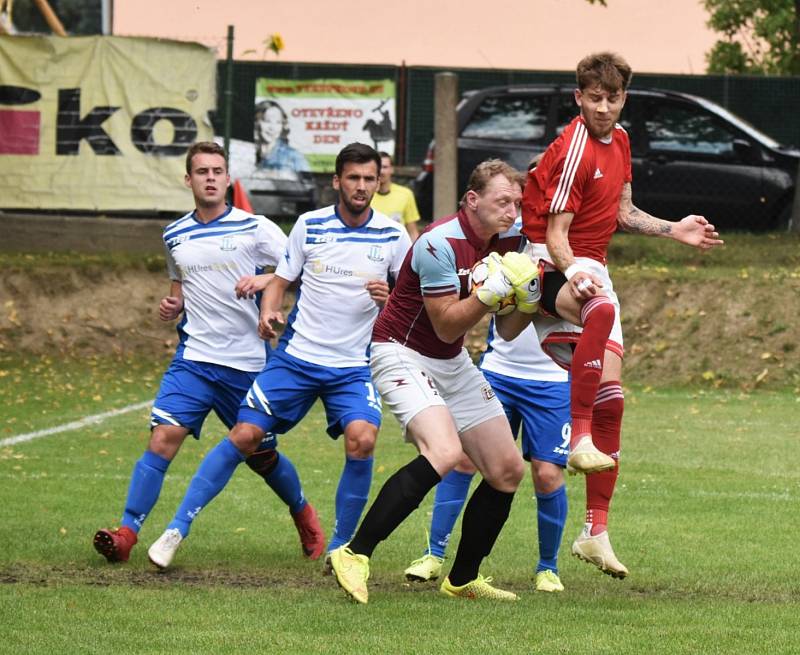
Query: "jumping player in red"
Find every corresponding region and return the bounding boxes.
[508,52,723,578]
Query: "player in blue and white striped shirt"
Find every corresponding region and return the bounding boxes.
[93,142,323,564]
[147,143,411,569]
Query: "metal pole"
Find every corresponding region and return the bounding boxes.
[396,60,407,166]
[101,0,112,35]
[433,72,458,219]
[223,24,234,164]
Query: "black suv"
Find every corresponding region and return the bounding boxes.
[415,85,799,230]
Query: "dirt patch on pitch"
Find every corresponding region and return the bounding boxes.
[1,263,798,389]
[0,562,401,593]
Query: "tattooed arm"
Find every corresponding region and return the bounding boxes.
[617,183,724,250]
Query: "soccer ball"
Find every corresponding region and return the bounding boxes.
[469,256,517,315]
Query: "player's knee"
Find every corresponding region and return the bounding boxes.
[531,461,564,494]
[582,297,615,330]
[344,424,377,459]
[148,425,188,460]
[487,452,525,491]
[229,422,266,456]
[420,440,463,476]
[509,456,526,487]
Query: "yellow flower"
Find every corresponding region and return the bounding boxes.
[268,33,284,55]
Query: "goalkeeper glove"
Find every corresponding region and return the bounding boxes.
[474,252,513,311]
[502,251,541,313]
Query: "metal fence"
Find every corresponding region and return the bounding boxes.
[215,60,800,166]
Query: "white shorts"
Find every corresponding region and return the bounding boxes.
[369,341,506,436]
[525,243,624,370]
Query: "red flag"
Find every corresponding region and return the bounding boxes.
[232,179,254,213]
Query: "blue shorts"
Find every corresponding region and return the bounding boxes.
[238,349,382,439]
[151,358,276,447]
[482,370,570,466]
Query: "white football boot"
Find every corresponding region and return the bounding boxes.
[571,524,628,579]
[148,528,183,569]
[566,435,616,475]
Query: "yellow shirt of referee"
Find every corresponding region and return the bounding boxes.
[371,152,421,241]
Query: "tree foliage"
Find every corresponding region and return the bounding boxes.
[703,0,800,75]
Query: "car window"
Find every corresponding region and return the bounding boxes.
[461,95,549,142]
[644,101,740,157]
[555,93,633,136]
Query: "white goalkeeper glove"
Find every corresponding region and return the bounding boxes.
[473,252,513,311]
[501,251,541,314]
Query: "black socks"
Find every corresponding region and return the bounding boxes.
[348,455,441,558]
[447,480,515,586]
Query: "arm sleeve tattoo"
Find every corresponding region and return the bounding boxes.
[617,183,673,236]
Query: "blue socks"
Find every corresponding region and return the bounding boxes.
[425,473,567,573]
[264,453,306,515]
[428,469,474,558]
[168,437,245,538]
[535,485,568,573]
[327,456,373,551]
[121,450,170,532]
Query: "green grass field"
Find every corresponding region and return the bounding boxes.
[1,355,799,654]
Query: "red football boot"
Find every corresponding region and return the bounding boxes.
[291,503,326,560]
[93,526,138,563]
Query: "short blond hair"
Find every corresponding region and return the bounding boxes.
[463,159,525,201]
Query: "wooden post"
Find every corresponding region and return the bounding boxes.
[433,72,458,219]
[32,0,67,36]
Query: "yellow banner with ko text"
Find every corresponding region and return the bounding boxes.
[0,35,216,212]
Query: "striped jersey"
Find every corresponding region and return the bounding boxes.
[163,205,287,372]
[275,205,411,368]
[372,209,522,360]
[522,115,632,264]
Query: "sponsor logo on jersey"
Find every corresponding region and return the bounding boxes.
[310,257,383,280]
[167,233,190,247]
[177,262,236,277]
[593,167,604,179]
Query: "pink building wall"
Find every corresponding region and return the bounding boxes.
[113,0,716,75]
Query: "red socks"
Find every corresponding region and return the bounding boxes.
[570,297,615,448]
[585,381,624,535]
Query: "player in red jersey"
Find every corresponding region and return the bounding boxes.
[328,160,541,603]
[509,52,723,578]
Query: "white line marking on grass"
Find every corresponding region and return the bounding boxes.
[0,472,133,481]
[0,401,151,447]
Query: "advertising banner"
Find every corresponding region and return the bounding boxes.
[253,78,396,174]
[0,35,215,212]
